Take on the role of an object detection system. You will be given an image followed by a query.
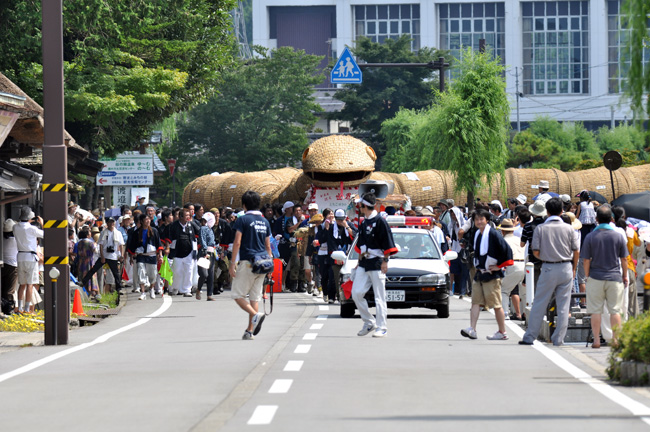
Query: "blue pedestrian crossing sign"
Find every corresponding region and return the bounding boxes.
[331,47,362,84]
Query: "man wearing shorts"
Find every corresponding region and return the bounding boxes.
[461,209,513,341]
[229,191,273,340]
[12,206,43,314]
[580,205,628,347]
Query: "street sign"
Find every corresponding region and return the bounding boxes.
[168,159,177,176]
[331,47,362,84]
[97,153,154,186]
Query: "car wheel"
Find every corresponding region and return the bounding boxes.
[340,302,355,318]
[436,304,450,318]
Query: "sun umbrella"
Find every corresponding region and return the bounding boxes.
[587,191,608,204]
[611,191,650,222]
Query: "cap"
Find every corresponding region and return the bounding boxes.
[499,219,515,231]
[3,218,16,233]
[122,214,132,220]
[106,217,115,223]
[307,203,319,211]
[559,194,571,204]
[490,200,503,210]
[516,194,527,205]
[282,201,294,212]
[538,180,550,189]
[529,200,547,217]
[425,206,434,214]
[210,207,218,213]
[334,209,346,219]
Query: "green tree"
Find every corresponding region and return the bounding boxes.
[622,0,650,128]
[381,48,510,209]
[0,0,237,156]
[174,47,324,178]
[330,36,450,136]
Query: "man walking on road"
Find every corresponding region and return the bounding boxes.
[520,198,579,346]
[229,191,272,340]
[460,209,513,341]
[81,217,124,299]
[351,193,398,338]
[580,206,628,347]
[169,208,196,297]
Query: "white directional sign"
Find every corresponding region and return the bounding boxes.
[331,47,362,84]
[97,154,154,186]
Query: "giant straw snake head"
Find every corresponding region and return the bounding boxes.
[302,135,376,186]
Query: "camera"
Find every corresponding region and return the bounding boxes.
[263,275,274,288]
[106,246,115,253]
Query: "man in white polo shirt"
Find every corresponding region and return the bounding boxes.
[13,206,43,314]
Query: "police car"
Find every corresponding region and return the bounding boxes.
[332,216,457,319]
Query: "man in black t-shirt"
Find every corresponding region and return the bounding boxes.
[169,208,196,296]
[229,191,273,340]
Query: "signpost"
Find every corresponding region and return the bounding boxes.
[603,150,623,201]
[331,47,363,84]
[97,154,154,186]
[168,159,177,206]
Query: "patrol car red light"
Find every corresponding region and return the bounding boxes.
[386,216,433,227]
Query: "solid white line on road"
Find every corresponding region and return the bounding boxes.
[318,305,329,311]
[303,333,318,340]
[316,315,328,320]
[294,344,311,354]
[268,379,293,394]
[0,295,173,385]
[283,361,304,372]
[310,323,324,330]
[247,405,278,425]
[504,316,650,420]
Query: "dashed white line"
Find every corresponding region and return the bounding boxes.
[316,315,328,320]
[303,333,318,340]
[268,379,293,394]
[247,405,278,425]
[284,360,304,372]
[310,323,324,330]
[294,344,311,354]
[319,305,329,311]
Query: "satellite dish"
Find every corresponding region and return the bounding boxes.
[603,150,622,171]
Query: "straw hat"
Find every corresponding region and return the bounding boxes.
[91,226,100,234]
[564,212,582,230]
[309,213,324,226]
[499,218,516,231]
[529,200,547,217]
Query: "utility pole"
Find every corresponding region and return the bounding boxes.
[42,0,69,345]
[516,67,521,132]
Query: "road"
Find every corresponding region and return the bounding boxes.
[1,291,650,432]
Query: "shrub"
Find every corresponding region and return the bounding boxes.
[607,312,650,380]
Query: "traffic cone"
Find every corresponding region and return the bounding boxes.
[72,289,86,316]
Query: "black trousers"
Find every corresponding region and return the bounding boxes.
[197,254,216,296]
[318,255,335,300]
[82,258,122,291]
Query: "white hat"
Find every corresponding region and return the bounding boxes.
[3,218,16,233]
[282,201,294,212]
[559,194,571,204]
[307,203,319,211]
[516,194,527,205]
[425,205,434,214]
[538,180,550,189]
[202,212,216,228]
[334,209,346,219]
[490,200,503,211]
[529,200,547,217]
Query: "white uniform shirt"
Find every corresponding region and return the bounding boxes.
[13,222,43,262]
[2,236,18,266]
[98,228,125,260]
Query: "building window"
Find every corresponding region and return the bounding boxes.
[607,0,650,94]
[354,4,420,50]
[439,3,506,65]
[522,1,589,95]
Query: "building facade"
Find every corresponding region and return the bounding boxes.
[253,0,647,129]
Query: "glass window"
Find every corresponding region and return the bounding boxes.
[354,4,421,51]
[522,1,589,95]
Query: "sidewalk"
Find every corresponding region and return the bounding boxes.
[0,331,44,354]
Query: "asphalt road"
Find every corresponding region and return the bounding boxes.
[1,291,650,432]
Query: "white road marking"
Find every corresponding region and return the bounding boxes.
[268,379,293,394]
[316,315,328,320]
[318,305,329,311]
[303,333,318,340]
[247,405,278,425]
[504,315,650,420]
[294,344,311,354]
[0,295,173,385]
[283,360,304,372]
[310,323,324,330]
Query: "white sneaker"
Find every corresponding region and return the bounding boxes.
[486,331,508,340]
[251,313,266,336]
[150,290,156,299]
[372,329,387,338]
[139,293,146,301]
[461,327,477,339]
[132,287,140,293]
[357,323,377,336]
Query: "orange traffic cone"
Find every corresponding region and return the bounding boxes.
[72,289,86,316]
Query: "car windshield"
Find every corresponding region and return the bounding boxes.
[348,231,441,260]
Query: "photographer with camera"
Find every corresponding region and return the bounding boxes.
[81,217,125,295]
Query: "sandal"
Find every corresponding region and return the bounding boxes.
[196,290,201,300]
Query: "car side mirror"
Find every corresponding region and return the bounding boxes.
[443,251,458,262]
[331,250,347,263]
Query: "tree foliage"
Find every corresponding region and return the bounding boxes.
[0,0,237,155]
[174,46,324,179]
[622,0,650,128]
[330,36,451,135]
[382,48,510,204]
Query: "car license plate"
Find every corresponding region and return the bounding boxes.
[386,290,405,302]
